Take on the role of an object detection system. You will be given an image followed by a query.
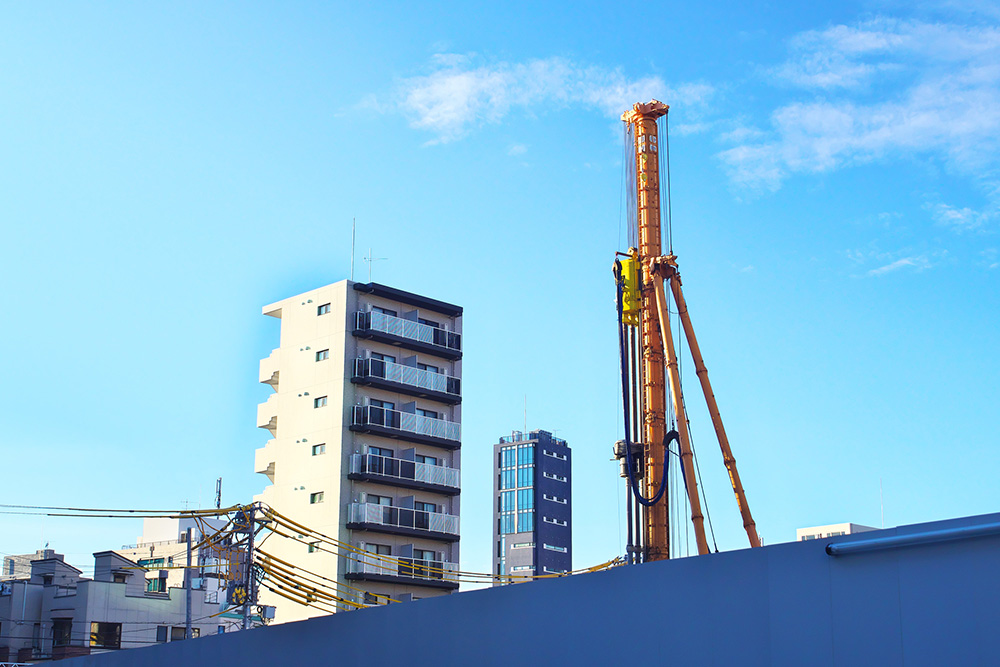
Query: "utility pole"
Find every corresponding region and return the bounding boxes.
[185,527,193,640]
[242,505,255,631]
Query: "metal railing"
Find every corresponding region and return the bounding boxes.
[355,311,461,353]
[350,453,460,489]
[347,502,459,536]
[346,552,457,583]
[352,406,461,443]
[354,358,460,397]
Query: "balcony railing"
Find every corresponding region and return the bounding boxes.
[352,406,461,444]
[350,453,460,491]
[347,502,459,538]
[355,311,461,355]
[353,358,461,399]
[346,552,458,585]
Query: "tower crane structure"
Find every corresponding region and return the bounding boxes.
[614,100,761,562]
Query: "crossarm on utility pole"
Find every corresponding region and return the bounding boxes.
[668,272,761,548]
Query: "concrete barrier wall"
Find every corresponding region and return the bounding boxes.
[65,512,1000,666]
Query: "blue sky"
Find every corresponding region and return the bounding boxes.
[2,1,998,579]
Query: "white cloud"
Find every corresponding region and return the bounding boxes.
[925,201,993,230]
[721,18,1000,195]
[507,144,528,156]
[393,55,713,143]
[867,255,931,276]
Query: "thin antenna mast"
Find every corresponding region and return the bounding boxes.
[880,478,885,529]
[351,217,356,281]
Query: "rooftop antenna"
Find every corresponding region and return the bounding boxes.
[351,217,356,281]
[215,477,222,510]
[364,248,388,283]
[524,395,527,434]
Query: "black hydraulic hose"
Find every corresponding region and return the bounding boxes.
[614,260,674,507]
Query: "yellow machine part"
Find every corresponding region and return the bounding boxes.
[621,251,641,327]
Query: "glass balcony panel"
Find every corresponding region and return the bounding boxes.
[352,406,460,443]
[348,502,459,536]
[350,454,460,489]
[355,311,461,352]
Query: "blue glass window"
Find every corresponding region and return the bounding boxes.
[518,511,535,533]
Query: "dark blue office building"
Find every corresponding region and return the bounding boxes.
[493,430,572,583]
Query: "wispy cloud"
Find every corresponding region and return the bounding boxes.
[867,255,930,276]
[507,143,528,156]
[388,55,713,143]
[720,18,1000,194]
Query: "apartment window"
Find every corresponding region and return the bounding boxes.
[317,303,331,315]
[544,543,568,553]
[371,352,396,363]
[517,488,534,510]
[543,472,568,483]
[511,542,534,549]
[113,573,127,583]
[171,626,198,640]
[543,449,568,461]
[368,494,392,506]
[369,398,394,410]
[308,542,320,553]
[543,516,568,527]
[146,577,166,593]
[413,548,436,561]
[138,557,165,569]
[316,349,329,361]
[366,543,391,556]
[52,618,72,647]
[418,317,440,328]
[511,565,533,572]
[369,446,393,457]
[415,454,437,465]
[156,626,168,643]
[543,494,567,504]
[543,567,567,574]
[310,492,324,504]
[314,396,328,408]
[372,306,397,317]
[218,626,225,635]
[417,362,440,374]
[415,501,437,513]
[416,408,439,419]
[3,558,13,575]
[517,511,534,533]
[90,622,122,649]
[311,444,326,456]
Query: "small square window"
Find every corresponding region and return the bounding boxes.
[308,542,320,553]
[310,492,324,504]
[314,396,328,408]
[311,444,326,456]
[316,349,329,361]
[317,303,331,316]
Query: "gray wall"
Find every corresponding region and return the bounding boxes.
[66,511,1000,666]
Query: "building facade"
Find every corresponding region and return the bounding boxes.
[796,523,876,542]
[116,517,231,605]
[255,280,462,623]
[0,551,224,662]
[493,430,571,582]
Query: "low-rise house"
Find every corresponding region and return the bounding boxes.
[0,550,226,662]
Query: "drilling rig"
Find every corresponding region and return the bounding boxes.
[613,100,761,562]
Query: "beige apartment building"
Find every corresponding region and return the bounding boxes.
[255,280,462,623]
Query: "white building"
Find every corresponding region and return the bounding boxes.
[0,551,224,662]
[116,517,231,608]
[796,523,876,542]
[255,280,463,624]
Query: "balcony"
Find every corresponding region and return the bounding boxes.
[254,441,277,482]
[352,358,461,405]
[346,502,459,542]
[259,349,280,391]
[350,406,461,450]
[353,311,462,361]
[256,394,278,437]
[345,553,459,590]
[348,453,460,496]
